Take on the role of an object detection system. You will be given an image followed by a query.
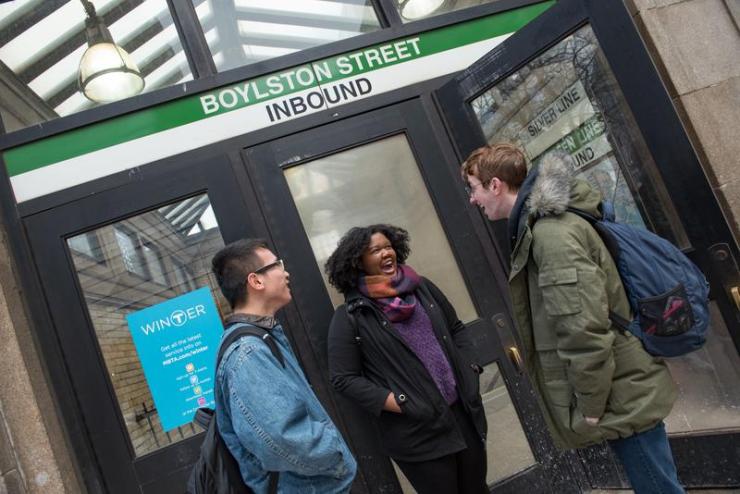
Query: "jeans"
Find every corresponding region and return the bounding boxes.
[608,422,684,494]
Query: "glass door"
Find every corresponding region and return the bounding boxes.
[24,154,256,493]
[436,0,740,488]
[243,100,580,493]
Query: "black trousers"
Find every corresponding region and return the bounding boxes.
[394,402,488,494]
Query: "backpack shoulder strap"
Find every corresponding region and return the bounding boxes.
[218,322,285,369]
[562,207,630,334]
[565,206,598,224]
[215,323,282,494]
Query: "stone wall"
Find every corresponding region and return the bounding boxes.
[0,227,80,493]
[626,0,740,242]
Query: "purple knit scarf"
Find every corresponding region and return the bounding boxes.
[358,265,421,322]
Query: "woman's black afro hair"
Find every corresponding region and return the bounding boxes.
[324,224,410,295]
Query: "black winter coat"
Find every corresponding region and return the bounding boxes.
[327,277,487,462]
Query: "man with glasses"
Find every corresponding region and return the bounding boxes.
[211,239,357,493]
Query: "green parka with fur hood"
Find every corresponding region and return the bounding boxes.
[507,155,676,450]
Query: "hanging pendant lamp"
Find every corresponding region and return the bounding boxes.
[78,0,144,103]
[397,0,451,20]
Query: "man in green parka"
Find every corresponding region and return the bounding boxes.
[461,144,683,494]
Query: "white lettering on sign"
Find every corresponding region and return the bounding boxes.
[332,37,421,76]
[139,304,206,335]
[199,80,274,115]
[198,37,422,116]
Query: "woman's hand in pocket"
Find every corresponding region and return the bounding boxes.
[383,392,402,413]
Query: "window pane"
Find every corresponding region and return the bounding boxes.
[68,231,104,262]
[172,258,192,293]
[480,362,536,483]
[142,243,168,285]
[115,227,147,278]
[394,0,505,23]
[470,24,688,248]
[191,0,381,73]
[664,301,740,434]
[67,194,228,457]
[0,0,193,133]
[284,133,477,323]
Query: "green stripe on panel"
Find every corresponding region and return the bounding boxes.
[4,64,315,176]
[4,1,553,178]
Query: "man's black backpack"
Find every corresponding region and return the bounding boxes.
[186,322,284,494]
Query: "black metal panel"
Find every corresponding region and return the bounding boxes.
[22,154,255,493]
[167,0,217,79]
[434,0,740,489]
[133,434,202,484]
[375,0,404,26]
[672,432,740,487]
[140,464,194,494]
[578,432,740,489]
[577,443,627,489]
[489,465,569,494]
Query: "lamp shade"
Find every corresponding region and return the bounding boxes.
[399,0,447,19]
[79,42,144,103]
[77,3,145,104]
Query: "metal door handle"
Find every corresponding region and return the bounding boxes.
[508,346,523,373]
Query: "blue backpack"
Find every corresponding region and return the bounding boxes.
[567,202,710,357]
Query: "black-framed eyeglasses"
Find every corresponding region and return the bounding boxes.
[464,180,488,197]
[254,258,285,274]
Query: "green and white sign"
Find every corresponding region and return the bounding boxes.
[3,2,553,203]
[521,80,596,159]
[549,115,611,172]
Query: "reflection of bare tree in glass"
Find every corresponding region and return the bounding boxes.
[545,29,680,241]
[577,30,686,244]
[539,31,595,84]
[474,25,686,245]
[476,32,598,143]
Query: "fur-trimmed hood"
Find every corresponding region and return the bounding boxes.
[527,152,602,219]
[507,151,602,249]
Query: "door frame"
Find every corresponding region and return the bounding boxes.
[434,0,740,488]
[243,98,583,493]
[22,152,258,493]
[3,69,567,494]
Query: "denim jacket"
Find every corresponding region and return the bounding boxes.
[216,322,357,493]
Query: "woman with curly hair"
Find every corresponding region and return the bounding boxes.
[326,224,488,494]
